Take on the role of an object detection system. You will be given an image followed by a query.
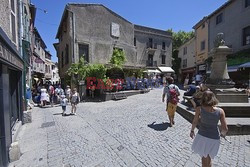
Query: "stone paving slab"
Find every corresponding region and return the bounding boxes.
[9,88,250,167]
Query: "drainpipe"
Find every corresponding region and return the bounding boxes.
[67,7,75,63]
[67,8,76,88]
[19,0,27,114]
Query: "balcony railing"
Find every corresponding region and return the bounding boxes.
[146,60,157,67]
[146,42,157,49]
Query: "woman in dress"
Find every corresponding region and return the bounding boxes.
[71,88,80,115]
[190,90,228,167]
[40,86,48,107]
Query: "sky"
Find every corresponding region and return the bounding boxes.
[31,0,227,62]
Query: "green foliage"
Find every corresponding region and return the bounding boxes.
[86,64,107,79]
[227,49,250,66]
[67,57,87,81]
[106,66,124,79]
[110,48,126,67]
[167,29,195,51]
[172,50,181,74]
[123,68,145,78]
[67,57,107,84]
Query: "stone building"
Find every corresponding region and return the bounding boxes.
[178,37,196,83]
[51,63,60,85]
[207,0,250,86]
[134,25,172,70]
[32,28,46,82]
[193,17,209,75]
[55,3,172,86]
[0,0,23,166]
[45,50,52,82]
[208,0,250,53]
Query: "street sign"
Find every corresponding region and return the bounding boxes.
[79,80,85,85]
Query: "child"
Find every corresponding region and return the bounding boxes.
[60,95,68,116]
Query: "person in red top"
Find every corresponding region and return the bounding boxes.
[88,81,95,98]
[49,84,55,106]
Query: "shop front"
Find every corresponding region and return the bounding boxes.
[0,28,23,167]
[181,67,196,84]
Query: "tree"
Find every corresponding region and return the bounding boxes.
[67,57,87,82]
[109,48,126,67]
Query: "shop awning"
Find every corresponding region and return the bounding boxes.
[207,65,239,73]
[143,69,161,73]
[158,67,175,73]
[239,62,250,68]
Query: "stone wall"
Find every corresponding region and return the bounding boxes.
[0,0,12,40]
[209,0,250,52]
[71,4,136,66]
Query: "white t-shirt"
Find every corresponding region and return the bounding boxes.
[195,74,202,81]
[66,88,71,96]
[61,98,68,106]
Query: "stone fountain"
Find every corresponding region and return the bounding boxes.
[206,33,249,104]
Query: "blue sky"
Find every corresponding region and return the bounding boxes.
[31,0,227,62]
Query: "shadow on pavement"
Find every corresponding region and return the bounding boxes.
[53,113,72,117]
[53,113,62,116]
[147,121,170,131]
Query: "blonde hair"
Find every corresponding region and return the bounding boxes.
[201,90,219,106]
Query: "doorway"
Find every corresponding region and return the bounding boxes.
[9,69,21,128]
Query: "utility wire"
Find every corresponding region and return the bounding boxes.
[36,18,58,27]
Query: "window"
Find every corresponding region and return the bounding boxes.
[200,41,205,51]
[148,38,153,48]
[162,42,165,50]
[134,37,136,46]
[11,0,15,13]
[10,0,16,43]
[216,13,223,25]
[78,44,89,63]
[245,0,250,8]
[183,47,187,55]
[183,59,187,68]
[65,44,69,64]
[202,24,205,29]
[243,26,250,45]
[162,55,166,64]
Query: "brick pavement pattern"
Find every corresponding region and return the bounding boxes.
[9,89,250,167]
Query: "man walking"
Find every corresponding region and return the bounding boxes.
[162,77,180,127]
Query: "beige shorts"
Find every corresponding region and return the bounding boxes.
[166,102,177,117]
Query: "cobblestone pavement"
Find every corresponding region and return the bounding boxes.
[10,89,250,167]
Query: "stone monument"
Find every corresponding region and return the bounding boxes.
[206,33,248,103]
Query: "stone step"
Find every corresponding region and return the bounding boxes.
[177,103,250,135]
[114,92,127,100]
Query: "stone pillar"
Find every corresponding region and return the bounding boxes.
[206,46,234,89]
[209,46,231,80]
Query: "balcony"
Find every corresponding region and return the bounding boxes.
[146,60,157,67]
[146,42,157,54]
[45,73,52,79]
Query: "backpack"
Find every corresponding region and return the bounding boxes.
[168,85,179,105]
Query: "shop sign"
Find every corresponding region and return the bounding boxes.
[0,41,23,69]
[198,64,206,71]
[79,80,85,85]
[35,57,44,63]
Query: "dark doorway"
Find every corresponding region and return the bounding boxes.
[0,64,3,167]
[147,54,153,66]
[9,69,20,128]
